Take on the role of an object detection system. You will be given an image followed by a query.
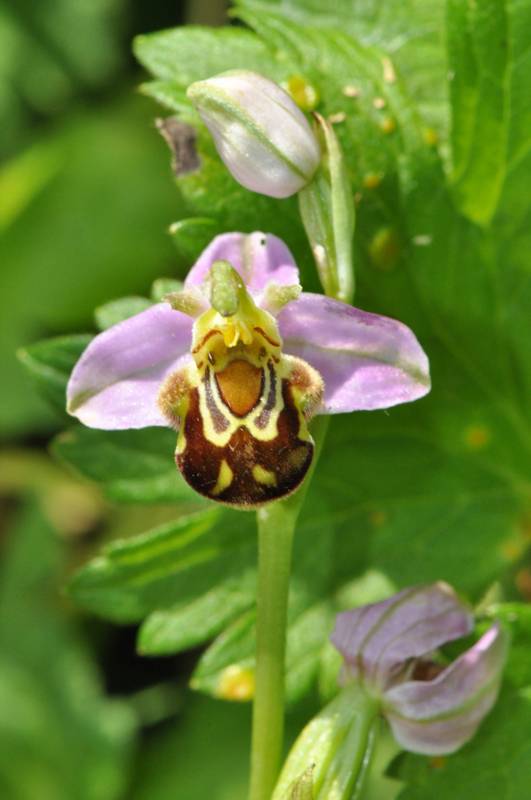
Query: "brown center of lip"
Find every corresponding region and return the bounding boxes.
[215,359,264,417]
[410,660,446,682]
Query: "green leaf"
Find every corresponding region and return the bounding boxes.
[191,610,256,698]
[0,501,136,800]
[134,25,283,95]
[131,694,249,800]
[52,426,199,504]
[17,334,92,413]
[447,0,531,227]
[489,603,531,689]
[69,509,256,625]
[138,571,257,656]
[394,687,531,800]
[235,0,448,131]
[169,217,223,264]
[95,296,152,331]
[2,95,180,438]
[151,278,184,302]
[130,691,314,800]
[0,0,123,156]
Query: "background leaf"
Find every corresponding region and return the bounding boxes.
[17,334,93,415]
[95,297,153,331]
[52,426,201,504]
[447,0,531,228]
[0,501,136,800]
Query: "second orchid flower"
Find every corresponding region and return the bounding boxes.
[273,583,507,799]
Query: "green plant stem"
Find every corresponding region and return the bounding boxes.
[249,502,297,800]
[249,417,329,800]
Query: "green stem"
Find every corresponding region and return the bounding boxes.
[249,503,297,800]
[249,417,329,800]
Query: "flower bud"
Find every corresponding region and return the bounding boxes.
[272,684,379,800]
[187,70,321,198]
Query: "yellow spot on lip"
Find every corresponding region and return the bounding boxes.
[211,459,233,496]
[252,464,277,487]
[216,665,255,701]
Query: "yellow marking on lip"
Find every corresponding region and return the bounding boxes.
[211,459,233,496]
[252,464,277,487]
[286,446,311,472]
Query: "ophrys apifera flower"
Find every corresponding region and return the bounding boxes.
[331,583,507,755]
[67,232,430,507]
[273,584,507,800]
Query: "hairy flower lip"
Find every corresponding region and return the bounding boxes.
[66,231,430,431]
[331,584,507,755]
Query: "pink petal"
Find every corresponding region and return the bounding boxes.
[184,232,300,303]
[277,294,431,412]
[331,584,473,689]
[67,303,193,429]
[384,624,507,754]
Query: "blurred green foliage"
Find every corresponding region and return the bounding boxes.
[4,0,531,798]
[0,0,184,439]
[0,502,136,800]
[0,97,179,437]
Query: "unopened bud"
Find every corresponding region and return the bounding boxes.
[187,70,321,198]
[272,684,379,800]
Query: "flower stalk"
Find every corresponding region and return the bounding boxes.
[298,114,355,304]
[249,416,329,800]
[250,503,296,800]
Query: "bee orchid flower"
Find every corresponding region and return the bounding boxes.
[67,232,430,507]
[331,583,508,755]
[272,583,507,800]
